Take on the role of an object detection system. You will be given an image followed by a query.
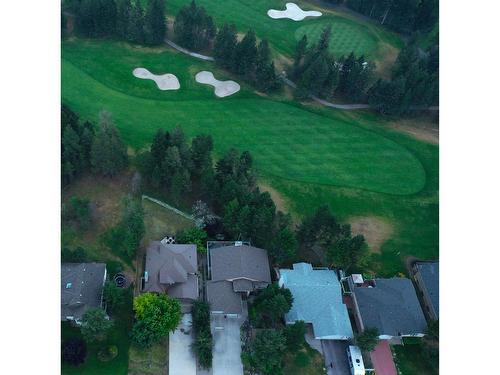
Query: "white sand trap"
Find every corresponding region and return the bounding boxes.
[195,71,240,98]
[132,67,180,90]
[267,2,322,21]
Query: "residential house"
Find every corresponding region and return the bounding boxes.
[412,261,439,321]
[349,277,427,339]
[279,263,353,340]
[143,242,199,312]
[206,243,271,317]
[61,263,107,324]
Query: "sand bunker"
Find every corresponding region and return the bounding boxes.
[132,68,180,90]
[195,71,240,98]
[267,2,322,21]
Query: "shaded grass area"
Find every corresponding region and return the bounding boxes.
[166,0,402,64]
[62,39,425,195]
[128,338,168,375]
[283,343,326,375]
[143,198,195,243]
[393,342,438,375]
[61,289,134,375]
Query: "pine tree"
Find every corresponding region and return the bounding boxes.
[90,111,129,177]
[232,30,257,78]
[292,35,308,78]
[214,23,237,69]
[127,1,145,44]
[116,0,132,39]
[144,0,166,45]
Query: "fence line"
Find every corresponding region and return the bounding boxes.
[141,195,195,221]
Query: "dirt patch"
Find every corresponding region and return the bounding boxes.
[349,216,393,253]
[374,43,399,79]
[258,181,291,214]
[388,116,439,145]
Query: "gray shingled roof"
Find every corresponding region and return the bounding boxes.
[354,278,427,336]
[61,263,106,321]
[207,281,243,314]
[415,262,439,317]
[144,242,198,300]
[210,245,271,283]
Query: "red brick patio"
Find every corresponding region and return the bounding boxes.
[370,340,397,375]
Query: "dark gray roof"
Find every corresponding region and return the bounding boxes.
[207,281,243,314]
[168,273,199,300]
[144,242,197,297]
[354,278,427,336]
[232,278,254,292]
[61,263,106,321]
[415,262,439,317]
[210,245,271,283]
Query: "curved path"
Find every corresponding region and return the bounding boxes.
[166,38,437,112]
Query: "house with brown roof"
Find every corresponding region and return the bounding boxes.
[143,242,199,312]
[206,242,271,317]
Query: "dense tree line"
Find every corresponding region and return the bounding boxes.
[62,105,95,185]
[71,0,166,45]
[291,27,374,101]
[137,128,296,261]
[298,205,368,271]
[214,26,281,92]
[368,42,438,114]
[174,1,216,51]
[341,0,438,33]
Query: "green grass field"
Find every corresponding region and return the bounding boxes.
[63,39,424,195]
[61,36,437,275]
[166,0,402,63]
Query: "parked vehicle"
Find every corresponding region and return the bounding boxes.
[346,345,365,375]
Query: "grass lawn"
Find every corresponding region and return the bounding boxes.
[61,37,438,275]
[142,198,195,243]
[393,342,438,375]
[128,338,168,375]
[283,343,326,375]
[165,0,402,66]
[61,289,134,375]
[62,38,424,195]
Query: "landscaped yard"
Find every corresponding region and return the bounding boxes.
[283,342,326,375]
[128,338,168,375]
[393,341,438,375]
[61,289,134,375]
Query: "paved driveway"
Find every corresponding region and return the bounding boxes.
[211,314,244,375]
[370,341,397,375]
[169,314,197,375]
[321,340,350,375]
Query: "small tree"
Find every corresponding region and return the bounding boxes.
[242,329,286,375]
[176,227,208,253]
[131,293,181,347]
[80,308,113,343]
[251,284,293,327]
[284,320,306,352]
[62,338,87,365]
[103,281,126,313]
[356,327,379,352]
[64,196,92,230]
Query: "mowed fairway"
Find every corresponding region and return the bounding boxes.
[62,39,425,195]
[166,0,402,62]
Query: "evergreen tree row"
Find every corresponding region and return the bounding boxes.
[174,1,216,51]
[72,0,166,45]
[62,106,129,185]
[214,26,281,93]
[338,0,438,34]
[291,27,374,102]
[368,42,438,115]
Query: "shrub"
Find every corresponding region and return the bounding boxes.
[97,345,118,362]
[62,338,87,365]
[294,351,310,368]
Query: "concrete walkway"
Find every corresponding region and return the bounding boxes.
[169,314,197,375]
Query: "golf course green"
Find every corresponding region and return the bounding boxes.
[166,0,403,61]
[62,39,425,195]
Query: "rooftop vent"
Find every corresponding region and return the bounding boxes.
[66,283,72,289]
[235,241,243,247]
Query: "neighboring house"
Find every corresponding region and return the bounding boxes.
[412,261,439,321]
[61,263,107,325]
[349,277,427,339]
[206,242,271,317]
[279,263,353,340]
[143,242,199,312]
